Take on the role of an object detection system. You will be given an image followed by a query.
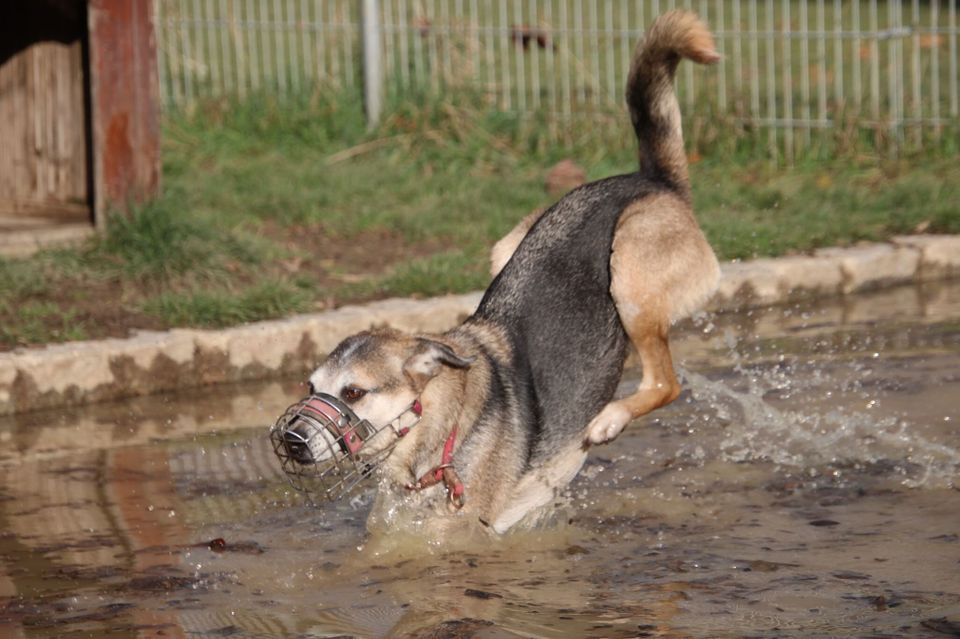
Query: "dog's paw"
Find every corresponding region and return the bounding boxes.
[585,402,632,445]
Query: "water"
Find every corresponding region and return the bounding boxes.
[1,282,958,638]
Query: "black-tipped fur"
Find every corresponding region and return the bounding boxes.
[626,10,719,194]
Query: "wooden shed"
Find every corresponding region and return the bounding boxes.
[0,0,160,254]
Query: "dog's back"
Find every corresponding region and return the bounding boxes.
[472,176,655,465]
[471,11,719,469]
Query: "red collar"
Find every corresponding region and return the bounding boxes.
[405,423,465,509]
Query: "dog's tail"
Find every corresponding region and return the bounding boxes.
[626,11,719,194]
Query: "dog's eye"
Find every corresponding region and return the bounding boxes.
[340,386,367,403]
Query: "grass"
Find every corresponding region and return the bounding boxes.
[157,0,960,164]
[693,160,960,259]
[0,301,88,346]
[1,89,958,349]
[143,279,314,327]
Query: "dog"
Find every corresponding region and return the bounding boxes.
[301,11,721,535]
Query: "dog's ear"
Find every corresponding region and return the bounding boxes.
[403,339,475,390]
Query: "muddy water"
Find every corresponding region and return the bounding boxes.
[1,282,958,639]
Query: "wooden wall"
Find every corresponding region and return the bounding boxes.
[0,0,160,230]
[0,39,90,220]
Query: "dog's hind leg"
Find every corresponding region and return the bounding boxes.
[585,315,679,445]
[585,195,719,446]
[585,12,720,445]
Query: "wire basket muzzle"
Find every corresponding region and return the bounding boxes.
[270,393,423,503]
[268,393,407,503]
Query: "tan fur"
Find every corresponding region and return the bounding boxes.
[369,322,525,528]
[611,194,720,325]
[586,11,720,444]
[491,440,587,533]
[584,195,719,443]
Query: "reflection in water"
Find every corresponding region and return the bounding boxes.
[0,282,958,638]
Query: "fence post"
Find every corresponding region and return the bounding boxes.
[361,0,383,127]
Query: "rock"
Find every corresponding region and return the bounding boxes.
[420,618,495,639]
[815,243,920,293]
[0,293,481,416]
[808,519,840,527]
[545,159,586,198]
[892,235,960,281]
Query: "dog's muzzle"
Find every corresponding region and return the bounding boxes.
[269,393,421,503]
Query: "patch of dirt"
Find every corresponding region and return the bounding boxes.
[1,225,446,352]
[260,222,445,307]
[0,275,168,351]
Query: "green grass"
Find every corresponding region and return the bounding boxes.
[90,195,272,282]
[157,0,960,163]
[1,90,958,349]
[372,250,491,299]
[692,160,960,259]
[0,300,88,345]
[144,279,314,328]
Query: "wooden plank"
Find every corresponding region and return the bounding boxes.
[0,200,91,220]
[0,216,94,259]
[87,0,161,228]
[0,40,89,220]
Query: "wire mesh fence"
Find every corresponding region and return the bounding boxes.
[155,0,960,157]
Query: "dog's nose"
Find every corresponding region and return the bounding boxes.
[282,428,314,464]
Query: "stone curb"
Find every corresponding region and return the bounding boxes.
[2,235,959,417]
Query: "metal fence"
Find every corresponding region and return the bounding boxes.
[155,0,960,157]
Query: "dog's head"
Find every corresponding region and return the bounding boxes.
[295,328,475,465]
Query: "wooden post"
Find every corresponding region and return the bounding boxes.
[87,0,161,228]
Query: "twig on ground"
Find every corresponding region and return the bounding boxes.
[324,135,410,165]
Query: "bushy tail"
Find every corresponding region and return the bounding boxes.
[626,11,719,194]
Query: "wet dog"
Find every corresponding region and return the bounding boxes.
[302,11,720,534]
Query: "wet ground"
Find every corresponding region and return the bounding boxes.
[1,281,958,638]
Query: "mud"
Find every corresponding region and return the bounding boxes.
[0,281,958,638]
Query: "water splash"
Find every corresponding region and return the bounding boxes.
[680,329,960,489]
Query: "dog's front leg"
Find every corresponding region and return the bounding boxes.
[585,323,680,445]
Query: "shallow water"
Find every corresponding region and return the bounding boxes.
[1,282,958,638]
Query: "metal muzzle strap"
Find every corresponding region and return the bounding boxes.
[300,395,377,457]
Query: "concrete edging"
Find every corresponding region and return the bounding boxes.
[2,234,959,416]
